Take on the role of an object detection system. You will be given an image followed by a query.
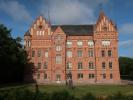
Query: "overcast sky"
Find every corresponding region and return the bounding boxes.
[0,0,133,57]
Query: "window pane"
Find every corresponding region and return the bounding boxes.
[38,50,41,57]
[101,50,105,57]
[77,50,82,57]
[38,62,41,69]
[56,55,62,64]
[78,62,83,69]
[44,62,47,69]
[102,62,106,69]
[89,62,94,69]
[44,74,47,79]
[88,50,93,57]
[67,51,72,57]
[45,51,48,58]
[78,73,83,79]
[108,50,112,57]
[67,62,72,69]
[77,41,83,47]
[109,62,112,69]
[67,41,72,48]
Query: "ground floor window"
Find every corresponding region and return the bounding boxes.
[77,73,83,79]
[102,73,106,79]
[110,73,113,79]
[37,73,40,79]
[44,73,47,79]
[89,74,95,79]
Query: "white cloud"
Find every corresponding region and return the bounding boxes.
[119,23,133,34]
[40,0,108,24]
[0,0,32,22]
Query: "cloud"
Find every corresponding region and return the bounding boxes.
[0,0,32,22]
[119,39,133,48]
[119,23,133,34]
[40,0,108,24]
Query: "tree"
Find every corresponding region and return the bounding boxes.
[119,57,133,80]
[0,24,27,83]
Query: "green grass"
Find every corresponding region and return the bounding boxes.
[0,84,133,98]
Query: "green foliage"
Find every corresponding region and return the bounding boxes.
[0,24,27,83]
[81,92,96,100]
[119,57,133,80]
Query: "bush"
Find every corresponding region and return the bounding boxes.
[81,92,96,100]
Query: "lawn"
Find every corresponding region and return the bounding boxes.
[0,84,133,98]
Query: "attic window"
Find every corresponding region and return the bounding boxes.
[103,26,108,31]
[39,25,42,29]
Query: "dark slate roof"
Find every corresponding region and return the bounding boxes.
[24,30,30,36]
[24,25,94,36]
[51,25,94,36]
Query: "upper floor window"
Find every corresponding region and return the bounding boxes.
[77,41,83,48]
[67,51,72,58]
[109,62,112,69]
[89,62,94,70]
[88,50,93,57]
[101,50,105,57]
[38,50,41,57]
[37,62,41,69]
[108,50,112,57]
[77,50,82,57]
[45,50,48,58]
[102,62,106,69]
[56,45,62,51]
[102,40,110,46]
[44,62,48,69]
[78,61,83,69]
[32,51,35,57]
[88,40,94,48]
[66,41,72,48]
[67,62,72,69]
[56,54,62,64]
[57,34,61,41]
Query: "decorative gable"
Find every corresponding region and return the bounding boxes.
[30,16,51,36]
[95,11,117,32]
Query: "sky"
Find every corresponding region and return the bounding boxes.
[0,0,133,57]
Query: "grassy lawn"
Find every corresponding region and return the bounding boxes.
[0,84,133,98]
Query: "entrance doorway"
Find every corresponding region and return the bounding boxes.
[56,74,61,83]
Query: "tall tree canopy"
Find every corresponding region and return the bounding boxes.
[119,57,133,80]
[0,24,27,83]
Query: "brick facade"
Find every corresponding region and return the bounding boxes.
[24,11,120,84]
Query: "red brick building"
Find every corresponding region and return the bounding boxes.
[24,11,120,84]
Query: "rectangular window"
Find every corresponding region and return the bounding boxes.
[108,50,112,57]
[56,54,62,64]
[67,51,72,58]
[77,73,83,79]
[67,41,72,48]
[38,50,41,57]
[78,62,83,69]
[77,41,83,48]
[44,62,47,69]
[44,73,47,79]
[37,73,40,79]
[102,62,106,69]
[101,50,105,57]
[67,62,72,69]
[89,74,95,79]
[88,40,94,48]
[45,51,48,58]
[89,62,94,69]
[32,51,35,57]
[77,50,82,57]
[38,62,41,69]
[109,62,112,69]
[110,74,113,79]
[88,50,93,57]
[103,74,106,79]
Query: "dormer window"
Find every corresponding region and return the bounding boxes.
[39,25,42,29]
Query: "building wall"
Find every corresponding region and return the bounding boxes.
[24,13,120,84]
